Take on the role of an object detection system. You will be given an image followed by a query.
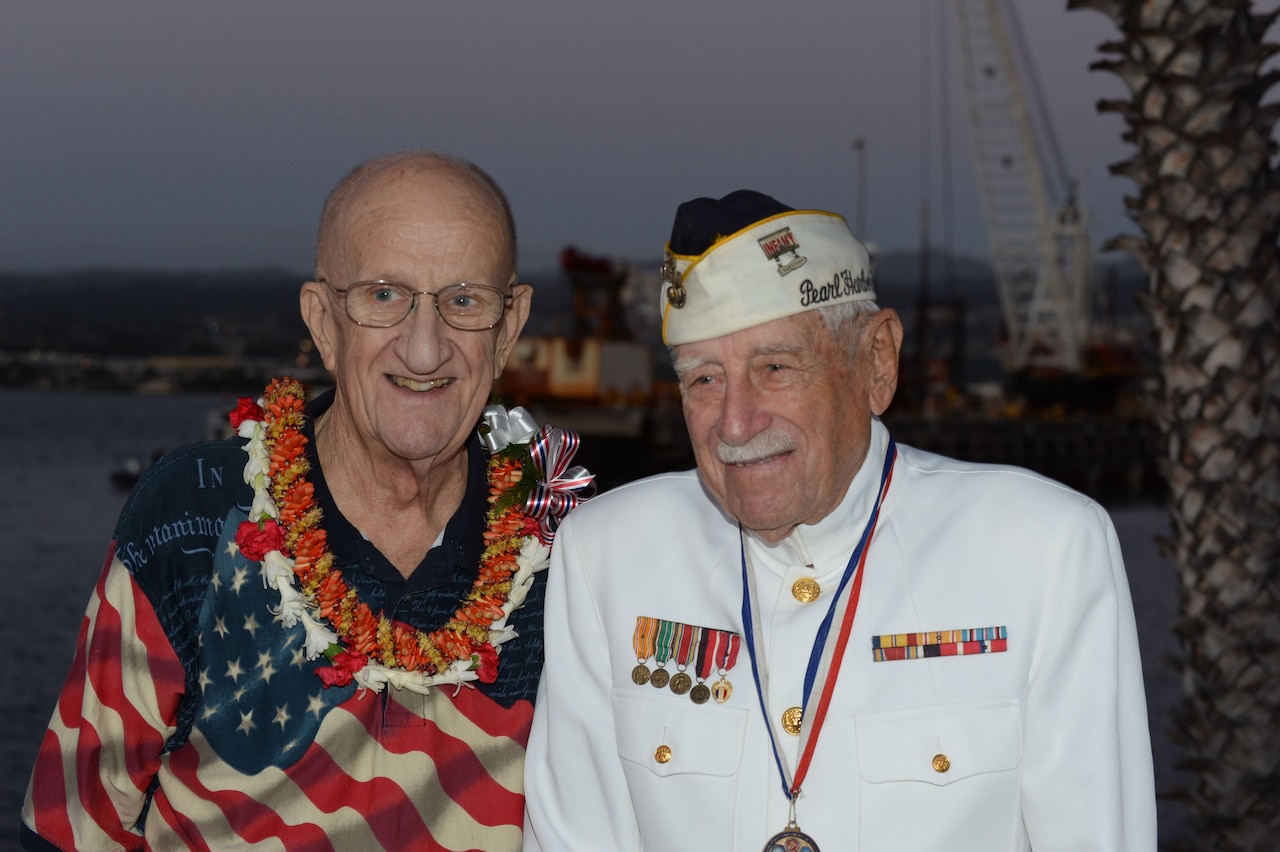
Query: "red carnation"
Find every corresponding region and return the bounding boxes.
[316,664,354,688]
[316,650,368,688]
[236,519,285,561]
[474,643,500,683]
[229,397,265,430]
[332,650,368,674]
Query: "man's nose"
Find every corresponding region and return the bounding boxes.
[718,375,769,444]
[400,296,451,373]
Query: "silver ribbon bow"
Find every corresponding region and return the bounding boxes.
[479,405,539,453]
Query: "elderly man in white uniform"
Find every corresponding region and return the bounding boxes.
[523,190,1157,851]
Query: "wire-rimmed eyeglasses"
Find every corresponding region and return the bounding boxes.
[319,278,514,331]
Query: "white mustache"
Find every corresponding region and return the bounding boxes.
[717,430,796,465]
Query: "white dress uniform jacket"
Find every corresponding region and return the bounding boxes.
[524,420,1157,851]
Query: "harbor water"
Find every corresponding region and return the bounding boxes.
[1,389,1188,845]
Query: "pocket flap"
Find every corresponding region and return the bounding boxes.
[612,687,749,778]
[855,700,1022,786]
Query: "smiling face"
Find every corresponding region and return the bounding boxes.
[675,308,901,542]
[300,160,530,468]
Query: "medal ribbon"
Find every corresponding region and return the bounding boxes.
[675,623,700,670]
[633,616,657,662]
[654,619,676,665]
[740,438,897,801]
[699,629,726,681]
[694,628,714,680]
[720,631,741,673]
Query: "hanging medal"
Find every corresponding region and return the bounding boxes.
[764,801,820,852]
[742,439,897,852]
[631,616,657,685]
[689,628,714,704]
[712,630,741,704]
[650,618,675,688]
[669,623,700,695]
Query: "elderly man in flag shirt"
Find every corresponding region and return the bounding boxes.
[21,151,592,851]
[523,190,1156,851]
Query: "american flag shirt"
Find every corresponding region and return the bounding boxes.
[22,394,545,851]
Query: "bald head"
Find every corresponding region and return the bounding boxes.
[314,150,518,283]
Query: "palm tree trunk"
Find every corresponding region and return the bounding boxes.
[1068,0,1280,846]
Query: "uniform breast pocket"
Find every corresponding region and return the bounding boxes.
[855,699,1024,851]
[611,688,748,849]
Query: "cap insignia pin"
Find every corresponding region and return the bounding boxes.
[757,226,807,276]
[661,252,686,308]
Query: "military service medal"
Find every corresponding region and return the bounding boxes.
[632,617,741,704]
[650,619,674,688]
[631,616,657,685]
[711,629,741,703]
[668,622,700,695]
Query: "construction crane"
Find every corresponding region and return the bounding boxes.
[951,0,1094,376]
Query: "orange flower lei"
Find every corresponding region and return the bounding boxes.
[232,377,555,694]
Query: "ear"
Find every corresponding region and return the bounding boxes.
[300,281,340,372]
[866,308,903,416]
[492,282,533,379]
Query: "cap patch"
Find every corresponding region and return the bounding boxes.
[758,226,807,276]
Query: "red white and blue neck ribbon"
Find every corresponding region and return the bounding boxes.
[740,437,897,803]
[525,425,595,543]
[479,404,595,543]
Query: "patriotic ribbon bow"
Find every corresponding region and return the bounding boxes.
[479,404,539,453]
[526,425,595,544]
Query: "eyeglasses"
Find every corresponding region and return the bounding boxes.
[319,279,513,331]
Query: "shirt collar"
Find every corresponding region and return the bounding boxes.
[302,388,488,591]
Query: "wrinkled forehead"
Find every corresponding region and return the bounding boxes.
[672,311,830,373]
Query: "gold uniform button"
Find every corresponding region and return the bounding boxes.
[781,706,804,736]
[932,753,951,773]
[791,577,821,603]
[655,745,672,764]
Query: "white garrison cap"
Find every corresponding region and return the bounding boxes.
[660,190,875,346]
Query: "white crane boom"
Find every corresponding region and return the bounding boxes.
[952,0,1092,373]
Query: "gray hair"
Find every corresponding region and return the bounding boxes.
[314,150,518,281]
[817,299,881,355]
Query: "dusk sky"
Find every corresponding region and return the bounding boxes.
[1,2,1251,276]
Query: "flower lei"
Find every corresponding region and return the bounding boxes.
[229,377,593,695]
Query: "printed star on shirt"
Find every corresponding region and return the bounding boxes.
[307,692,326,718]
[237,710,255,734]
[243,613,261,637]
[211,571,223,592]
[225,658,245,683]
[290,646,307,669]
[214,616,230,639]
[198,669,213,691]
[257,650,277,684]
[225,540,239,557]
[273,705,292,730]
[230,566,249,593]
[201,703,220,721]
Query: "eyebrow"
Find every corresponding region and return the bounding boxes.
[673,343,805,377]
[672,354,711,377]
